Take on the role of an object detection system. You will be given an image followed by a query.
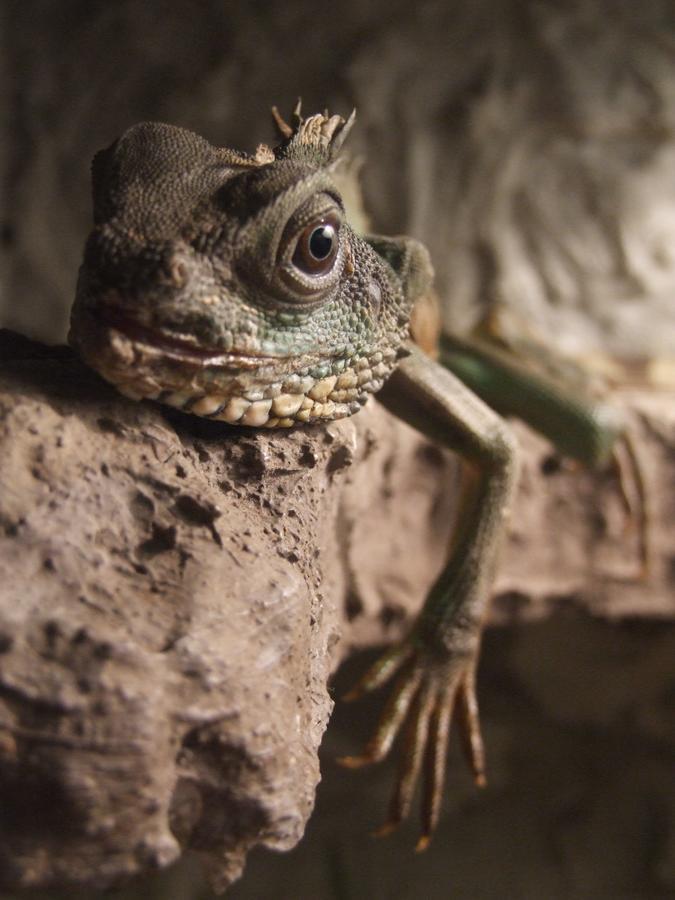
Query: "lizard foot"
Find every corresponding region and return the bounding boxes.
[337,638,485,850]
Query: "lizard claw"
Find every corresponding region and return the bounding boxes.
[340,641,415,704]
[610,433,650,579]
[338,638,485,848]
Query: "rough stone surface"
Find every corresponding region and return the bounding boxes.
[0,330,455,891]
[0,329,673,895]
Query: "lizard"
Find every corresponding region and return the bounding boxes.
[68,104,638,851]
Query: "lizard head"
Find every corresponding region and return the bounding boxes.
[69,105,432,426]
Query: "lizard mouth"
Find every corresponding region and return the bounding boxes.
[94,306,290,369]
[70,302,380,427]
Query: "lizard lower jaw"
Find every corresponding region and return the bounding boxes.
[68,304,387,427]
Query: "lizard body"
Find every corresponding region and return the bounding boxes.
[73,106,627,848]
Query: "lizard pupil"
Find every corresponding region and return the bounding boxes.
[291,214,341,275]
[309,225,335,260]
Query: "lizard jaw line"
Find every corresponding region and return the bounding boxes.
[71,307,396,427]
[93,307,305,370]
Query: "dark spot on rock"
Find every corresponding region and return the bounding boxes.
[416,443,446,469]
[100,462,110,476]
[174,495,222,546]
[97,417,125,436]
[138,523,177,557]
[182,666,202,679]
[0,633,13,654]
[43,557,55,572]
[379,603,406,628]
[233,442,267,479]
[43,620,61,646]
[383,453,395,480]
[0,766,83,837]
[72,627,88,645]
[298,444,317,468]
[174,494,221,526]
[94,642,112,661]
[175,463,187,478]
[345,591,363,621]
[130,490,155,521]
[327,444,354,474]
[193,441,210,463]
[159,634,180,653]
[540,454,562,476]
[77,678,91,694]
[136,474,179,497]
[590,508,607,536]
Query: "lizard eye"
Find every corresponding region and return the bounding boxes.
[291,213,341,276]
[271,196,346,301]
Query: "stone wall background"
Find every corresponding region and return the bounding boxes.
[3,1,675,356]
[2,1,674,897]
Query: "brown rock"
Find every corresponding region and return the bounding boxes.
[0,329,672,892]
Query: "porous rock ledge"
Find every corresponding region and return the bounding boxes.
[0,329,672,892]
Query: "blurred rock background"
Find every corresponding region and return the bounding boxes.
[4,0,675,357]
[1,1,674,897]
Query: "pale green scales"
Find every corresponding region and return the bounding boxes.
[69,106,634,848]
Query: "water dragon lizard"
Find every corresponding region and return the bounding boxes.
[69,105,643,850]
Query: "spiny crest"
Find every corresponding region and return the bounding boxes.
[271,100,356,166]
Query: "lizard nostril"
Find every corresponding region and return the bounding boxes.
[168,257,189,288]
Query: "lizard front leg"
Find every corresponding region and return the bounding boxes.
[439,330,650,574]
[339,344,519,849]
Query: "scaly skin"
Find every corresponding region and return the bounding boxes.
[70,105,518,849]
[70,112,425,426]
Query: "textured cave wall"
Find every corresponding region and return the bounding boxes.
[1,1,675,898]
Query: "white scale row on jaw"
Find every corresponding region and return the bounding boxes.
[112,348,397,426]
[162,382,359,426]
